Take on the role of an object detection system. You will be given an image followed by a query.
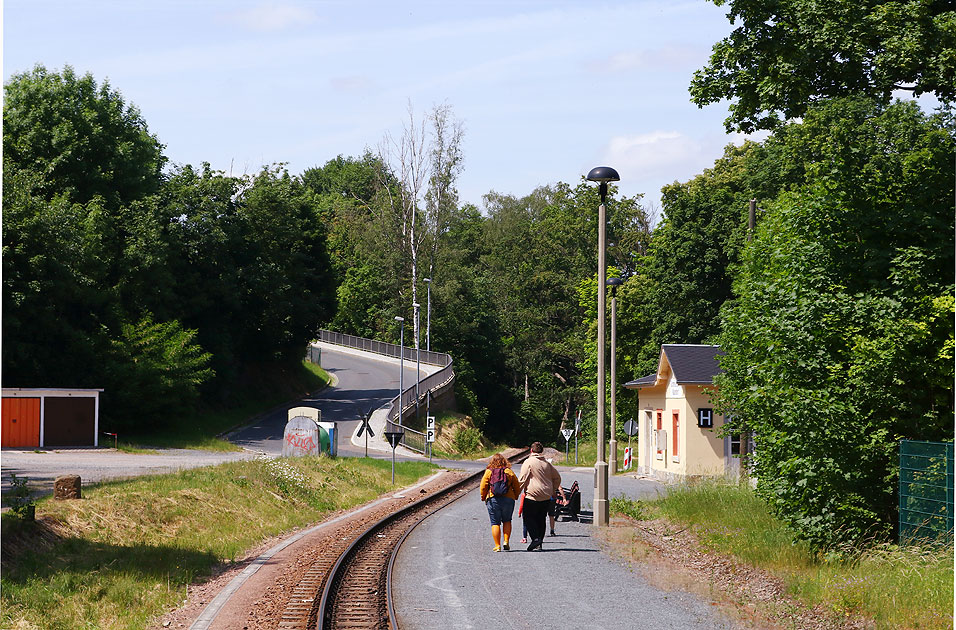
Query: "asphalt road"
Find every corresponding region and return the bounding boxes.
[227,345,431,457]
[0,345,452,496]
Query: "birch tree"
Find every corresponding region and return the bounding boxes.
[379,102,464,348]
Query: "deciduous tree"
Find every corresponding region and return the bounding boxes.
[691,0,956,132]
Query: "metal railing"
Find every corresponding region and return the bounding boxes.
[317,330,450,367]
[306,345,321,365]
[899,440,954,544]
[316,329,454,454]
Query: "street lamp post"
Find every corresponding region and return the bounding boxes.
[607,276,623,475]
[424,278,432,353]
[414,302,421,424]
[395,315,405,427]
[424,278,432,436]
[587,165,620,527]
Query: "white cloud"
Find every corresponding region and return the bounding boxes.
[228,3,318,32]
[601,131,706,180]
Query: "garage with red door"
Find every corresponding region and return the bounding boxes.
[1,389,102,448]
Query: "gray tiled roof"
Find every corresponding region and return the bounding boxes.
[623,344,724,389]
[662,344,724,383]
[624,373,656,388]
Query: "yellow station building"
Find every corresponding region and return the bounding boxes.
[624,344,749,482]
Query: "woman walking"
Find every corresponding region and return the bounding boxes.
[480,453,521,551]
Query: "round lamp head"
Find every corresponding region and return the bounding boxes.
[586,166,620,183]
[395,316,404,322]
[606,277,624,287]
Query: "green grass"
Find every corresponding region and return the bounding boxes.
[1,455,436,630]
[118,360,332,451]
[610,482,954,629]
[556,439,631,469]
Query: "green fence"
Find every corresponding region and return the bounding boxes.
[899,440,953,544]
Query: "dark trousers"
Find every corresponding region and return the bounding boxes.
[522,498,550,542]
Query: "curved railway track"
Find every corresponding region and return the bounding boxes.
[274,449,529,630]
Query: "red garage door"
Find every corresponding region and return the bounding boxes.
[2,398,41,447]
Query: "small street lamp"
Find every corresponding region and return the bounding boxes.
[395,315,405,426]
[607,276,623,474]
[587,165,620,527]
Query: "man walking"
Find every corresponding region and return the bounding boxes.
[518,442,566,551]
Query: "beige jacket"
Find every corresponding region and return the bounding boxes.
[517,453,562,501]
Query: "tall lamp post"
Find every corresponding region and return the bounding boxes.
[424,278,432,353]
[587,165,620,527]
[395,315,405,427]
[414,302,421,424]
[607,276,623,474]
[424,278,432,426]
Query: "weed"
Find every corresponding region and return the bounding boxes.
[6,473,35,518]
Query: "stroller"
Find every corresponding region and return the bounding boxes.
[554,480,581,521]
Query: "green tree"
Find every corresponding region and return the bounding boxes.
[302,153,405,339]
[106,315,214,428]
[716,98,955,548]
[4,64,165,207]
[691,0,956,132]
[233,166,336,361]
[632,142,771,376]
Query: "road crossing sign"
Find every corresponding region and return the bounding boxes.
[561,428,574,442]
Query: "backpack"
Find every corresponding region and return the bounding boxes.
[489,467,509,496]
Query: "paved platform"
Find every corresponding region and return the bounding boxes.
[392,466,737,630]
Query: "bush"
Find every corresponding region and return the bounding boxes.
[453,427,482,454]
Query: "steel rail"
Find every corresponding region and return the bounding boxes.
[315,449,530,630]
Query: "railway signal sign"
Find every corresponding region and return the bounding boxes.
[561,428,575,462]
[358,409,375,457]
[384,429,405,484]
[624,418,638,469]
[357,410,375,437]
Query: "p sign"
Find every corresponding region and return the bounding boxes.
[426,428,436,443]
[623,446,632,470]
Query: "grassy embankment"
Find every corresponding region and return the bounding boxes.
[117,360,332,452]
[1,454,438,630]
[610,483,953,629]
[427,411,514,460]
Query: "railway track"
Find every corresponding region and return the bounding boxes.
[274,449,529,630]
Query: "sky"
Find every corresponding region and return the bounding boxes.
[4,0,762,211]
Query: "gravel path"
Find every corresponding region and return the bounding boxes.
[391,467,738,630]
